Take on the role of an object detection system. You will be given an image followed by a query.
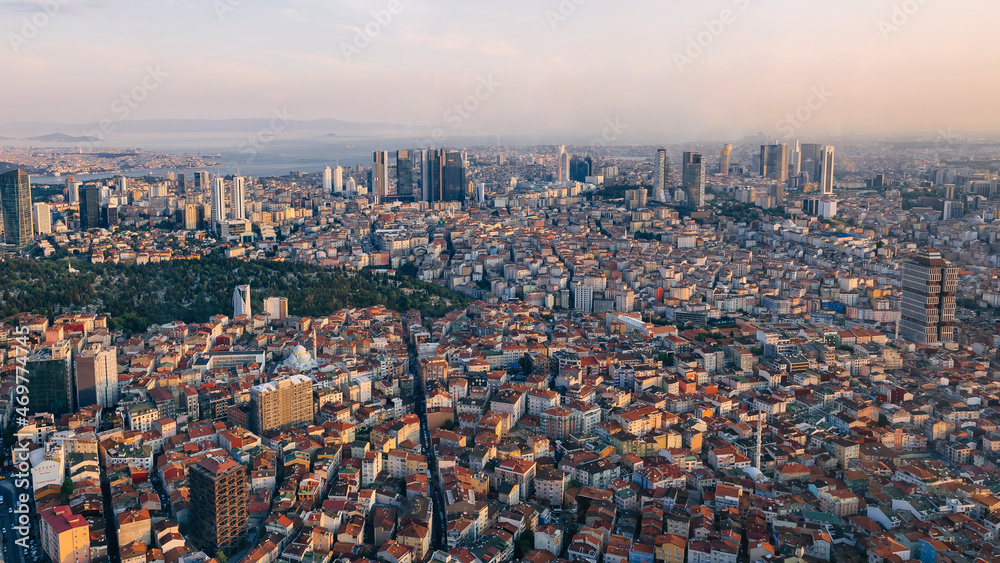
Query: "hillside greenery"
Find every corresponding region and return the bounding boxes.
[0,254,468,333]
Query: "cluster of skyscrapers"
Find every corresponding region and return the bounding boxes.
[759,142,836,195]
[322,149,471,205]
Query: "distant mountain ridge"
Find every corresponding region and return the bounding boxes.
[1,118,422,137]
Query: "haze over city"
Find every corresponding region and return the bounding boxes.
[3,0,1000,142]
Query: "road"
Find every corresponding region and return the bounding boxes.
[408,331,448,552]
[0,477,33,563]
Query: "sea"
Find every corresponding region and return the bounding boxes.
[15,131,599,184]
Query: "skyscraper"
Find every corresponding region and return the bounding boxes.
[557,145,568,183]
[183,203,199,230]
[1,169,33,247]
[443,151,468,202]
[570,156,593,183]
[188,456,249,557]
[654,148,670,202]
[799,143,822,182]
[79,184,101,231]
[76,345,118,408]
[233,285,251,318]
[66,178,80,204]
[372,150,389,204]
[249,374,313,434]
[790,141,802,177]
[334,165,344,192]
[900,249,958,345]
[423,149,444,202]
[323,166,332,192]
[819,145,835,195]
[194,171,209,191]
[760,144,789,182]
[719,144,732,176]
[112,175,127,194]
[33,202,51,235]
[177,173,187,192]
[230,175,246,221]
[26,340,73,416]
[211,177,226,230]
[396,150,414,200]
[682,152,706,209]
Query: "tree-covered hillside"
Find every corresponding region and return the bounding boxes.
[0,254,467,332]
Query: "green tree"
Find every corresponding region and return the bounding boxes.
[216,551,228,563]
[61,478,74,497]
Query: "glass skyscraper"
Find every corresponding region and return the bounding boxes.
[1,169,33,247]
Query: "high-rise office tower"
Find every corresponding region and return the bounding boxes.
[372,150,389,205]
[333,165,344,192]
[900,249,958,345]
[557,145,567,183]
[570,156,593,183]
[249,374,312,434]
[76,345,118,408]
[719,144,732,176]
[79,184,101,231]
[443,151,468,202]
[423,149,444,202]
[1,169,33,247]
[682,152,706,209]
[396,150,414,199]
[654,148,670,202]
[33,203,51,235]
[112,175,127,194]
[103,205,119,228]
[177,173,187,192]
[944,183,957,200]
[759,144,789,182]
[233,285,251,318]
[194,171,209,191]
[819,145,835,195]
[790,141,802,177]
[323,166,333,192]
[26,340,73,416]
[231,176,246,221]
[183,203,199,230]
[67,178,80,204]
[799,143,822,182]
[211,177,226,230]
[188,456,249,557]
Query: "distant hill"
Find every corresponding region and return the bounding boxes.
[2,118,422,137]
[24,133,100,142]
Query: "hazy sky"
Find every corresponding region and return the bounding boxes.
[3,0,999,142]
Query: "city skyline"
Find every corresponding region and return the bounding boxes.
[3,1,1000,142]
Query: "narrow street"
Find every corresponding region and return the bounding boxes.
[408,335,448,552]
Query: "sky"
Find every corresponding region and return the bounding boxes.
[2,0,1000,143]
